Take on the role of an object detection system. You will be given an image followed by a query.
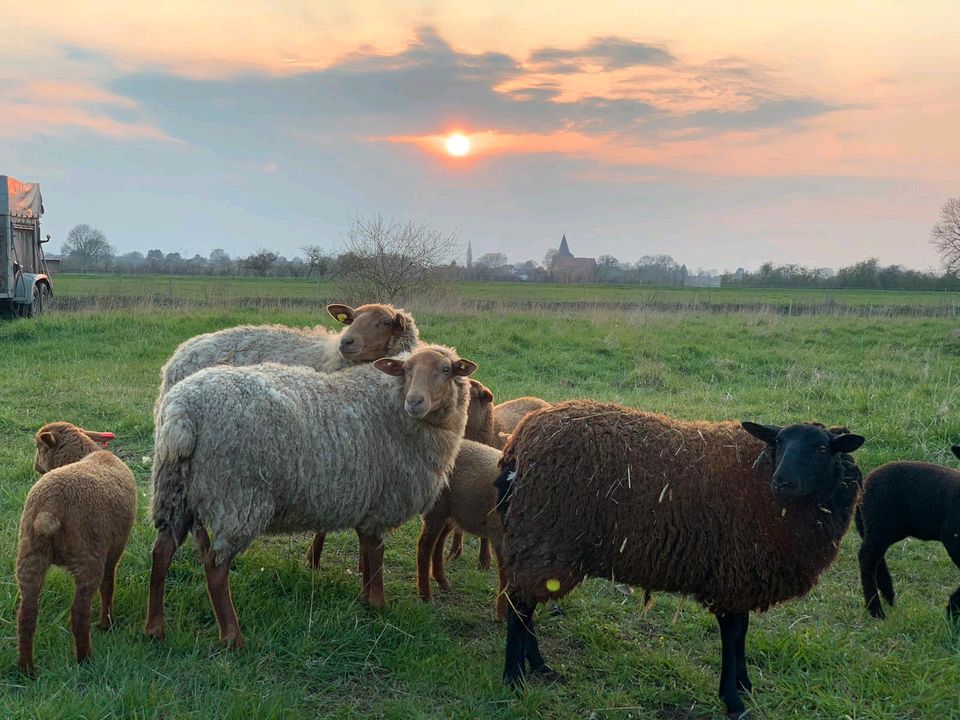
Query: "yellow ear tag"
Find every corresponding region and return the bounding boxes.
[337,313,348,323]
[546,578,561,592]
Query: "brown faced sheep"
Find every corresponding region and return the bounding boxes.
[146,345,475,648]
[495,401,864,719]
[305,378,496,571]
[416,440,508,619]
[17,422,136,675]
[155,302,419,416]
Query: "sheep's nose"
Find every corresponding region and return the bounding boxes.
[339,338,355,352]
[771,474,794,492]
[407,394,424,408]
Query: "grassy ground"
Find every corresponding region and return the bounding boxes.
[51,274,960,316]
[1,293,959,718]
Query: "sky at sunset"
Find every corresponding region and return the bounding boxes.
[1,2,958,271]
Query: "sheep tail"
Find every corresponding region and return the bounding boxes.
[151,399,197,540]
[494,457,517,522]
[32,511,61,537]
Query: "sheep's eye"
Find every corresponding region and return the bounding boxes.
[442,366,450,374]
[819,445,829,453]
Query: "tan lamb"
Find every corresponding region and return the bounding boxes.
[16,422,137,675]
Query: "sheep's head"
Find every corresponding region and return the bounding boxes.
[329,303,416,361]
[464,379,495,444]
[374,346,477,419]
[742,422,864,502]
[34,421,114,474]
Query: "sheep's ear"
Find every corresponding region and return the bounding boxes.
[741,421,780,445]
[452,359,478,377]
[393,313,407,333]
[38,432,57,448]
[478,386,494,402]
[831,433,865,454]
[374,358,406,376]
[327,304,354,325]
[84,430,115,447]
[953,445,960,460]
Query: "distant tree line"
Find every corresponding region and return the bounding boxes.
[723,259,960,292]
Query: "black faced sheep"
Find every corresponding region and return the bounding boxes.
[17,422,136,675]
[145,345,476,648]
[856,451,960,619]
[495,400,864,719]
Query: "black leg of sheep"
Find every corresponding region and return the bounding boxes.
[503,592,563,688]
[717,612,750,718]
[941,526,960,619]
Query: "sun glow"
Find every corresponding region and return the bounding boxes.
[445,133,471,156]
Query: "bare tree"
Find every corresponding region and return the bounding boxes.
[474,252,508,269]
[61,223,114,272]
[543,248,559,269]
[242,248,278,277]
[597,254,620,267]
[302,244,334,278]
[337,213,460,303]
[931,197,960,274]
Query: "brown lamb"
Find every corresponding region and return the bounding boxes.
[492,396,551,448]
[445,379,497,569]
[416,439,508,619]
[16,422,137,675]
[495,401,864,719]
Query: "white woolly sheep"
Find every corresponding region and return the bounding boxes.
[17,422,136,675]
[154,302,419,417]
[144,345,476,648]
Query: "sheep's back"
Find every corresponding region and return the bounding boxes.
[501,400,845,613]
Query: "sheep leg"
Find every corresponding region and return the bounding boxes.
[876,557,895,606]
[358,533,386,609]
[98,550,122,630]
[70,579,98,664]
[306,532,325,570]
[717,613,747,717]
[446,529,464,562]
[194,526,211,560]
[16,555,48,676]
[503,592,532,688]
[940,529,960,618]
[145,527,179,640]
[417,516,446,602]
[493,546,508,621]
[858,542,888,619]
[431,523,453,591]
[203,552,245,648]
[478,538,492,571]
[734,612,751,694]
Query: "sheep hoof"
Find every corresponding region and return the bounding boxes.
[729,710,751,719]
[529,665,566,685]
[18,661,36,678]
[220,632,246,650]
[548,603,565,616]
[143,622,166,641]
[867,602,886,620]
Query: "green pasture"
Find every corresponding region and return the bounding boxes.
[0,290,958,718]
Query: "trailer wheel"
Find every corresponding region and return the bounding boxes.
[21,284,43,318]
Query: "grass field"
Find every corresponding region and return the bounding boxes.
[1,279,959,718]
[52,274,960,316]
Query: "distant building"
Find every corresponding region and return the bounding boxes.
[551,234,596,283]
[45,256,63,274]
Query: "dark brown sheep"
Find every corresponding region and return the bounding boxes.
[856,452,960,619]
[495,401,864,719]
[17,422,136,675]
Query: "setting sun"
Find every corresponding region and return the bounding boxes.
[445,133,471,156]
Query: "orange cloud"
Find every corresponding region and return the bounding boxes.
[0,80,176,141]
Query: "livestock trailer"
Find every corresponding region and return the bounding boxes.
[0,175,51,317]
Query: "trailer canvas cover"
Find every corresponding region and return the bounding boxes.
[0,176,43,218]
